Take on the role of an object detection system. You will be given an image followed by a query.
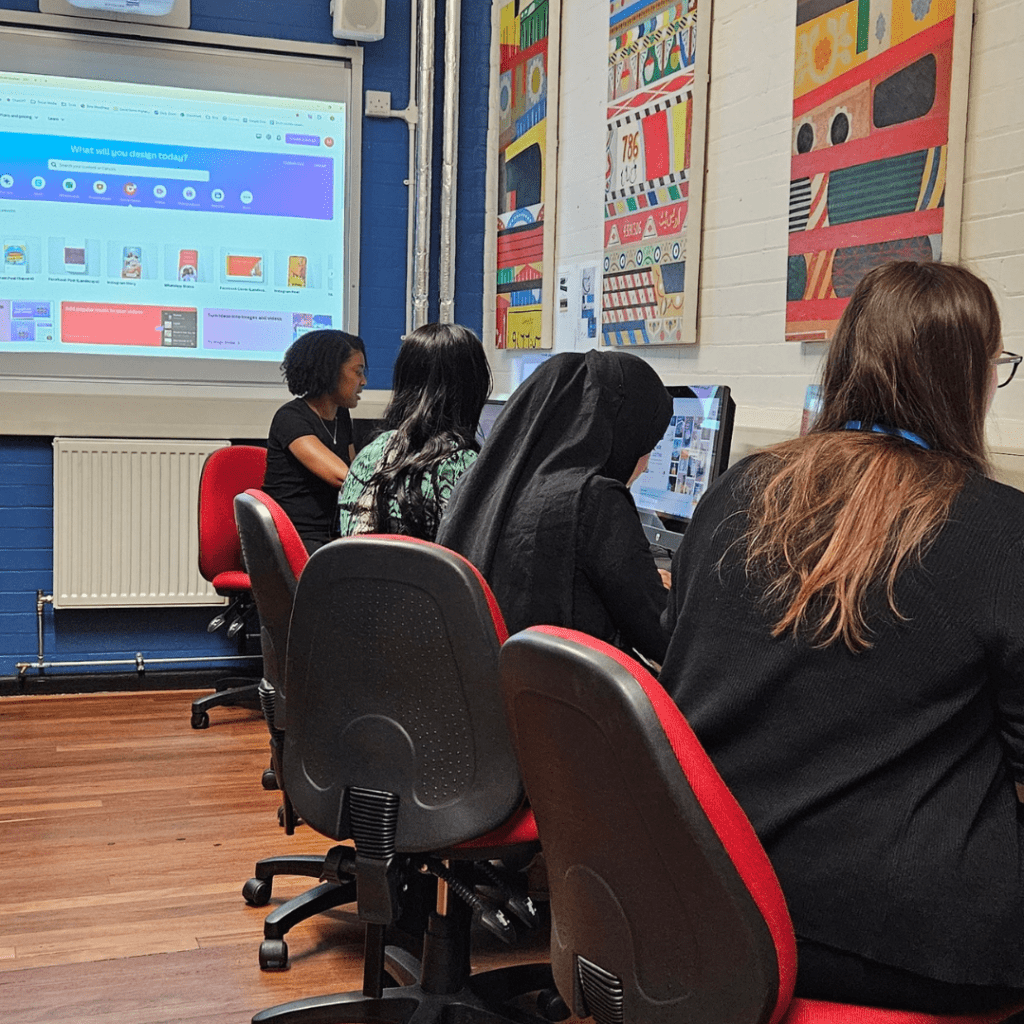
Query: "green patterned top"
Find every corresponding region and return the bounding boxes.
[336,430,477,541]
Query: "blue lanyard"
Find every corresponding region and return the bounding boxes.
[843,421,930,450]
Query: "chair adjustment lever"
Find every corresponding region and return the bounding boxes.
[475,860,541,929]
[418,856,517,945]
[320,845,356,885]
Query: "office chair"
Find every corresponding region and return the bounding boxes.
[234,488,359,970]
[191,444,267,729]
[499,626,1022,1024]
[253,535,553,1024]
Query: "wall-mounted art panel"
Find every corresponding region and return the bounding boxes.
[493,0,560,349]
[785,0,972,341]
[602,0,711,347]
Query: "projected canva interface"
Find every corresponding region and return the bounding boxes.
[0,70,345,362]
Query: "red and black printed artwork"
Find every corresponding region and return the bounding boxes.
[786,0,960,341]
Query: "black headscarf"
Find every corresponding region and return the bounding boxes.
[436,349,672,636]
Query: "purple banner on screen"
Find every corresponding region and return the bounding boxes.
[0,132,335,221]
[285,134,321,146]
[13,301,52,318]
[203,308,294,352]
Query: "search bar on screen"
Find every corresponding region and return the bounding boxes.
[48,159,209,182]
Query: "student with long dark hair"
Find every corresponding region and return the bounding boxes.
[660,262,1024,1013]
[264,329,366,553]
[437,349,673,664]
[336,323,491,541]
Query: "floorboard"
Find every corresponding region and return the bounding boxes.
[0,690,550,1024]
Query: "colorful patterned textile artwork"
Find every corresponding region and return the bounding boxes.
[603,0,700,346]
[785,0,960,341]
[495,0,554,349]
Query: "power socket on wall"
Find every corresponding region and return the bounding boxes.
[364,90,392,117]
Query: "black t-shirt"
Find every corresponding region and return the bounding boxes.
[264,397,353,551]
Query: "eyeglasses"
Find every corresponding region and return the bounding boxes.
[994,351,1022,388]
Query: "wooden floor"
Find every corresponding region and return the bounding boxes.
[0,690,548,1024]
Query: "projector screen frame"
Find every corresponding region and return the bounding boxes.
[0,11,365,438]
[39,0,191,30]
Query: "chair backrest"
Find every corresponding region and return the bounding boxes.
[283,535,521,853]
[198,445,267,584]
[499,625,798,1024]
[234,489,308,705]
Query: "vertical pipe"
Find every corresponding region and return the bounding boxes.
[36,590,46,668]
[411,0,437,329]
[404,0,420,337]
[437,0,462,324]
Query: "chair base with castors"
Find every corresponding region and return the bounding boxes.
[190,680,261,729]
[244,854,357,972]
[253,911,560,1024]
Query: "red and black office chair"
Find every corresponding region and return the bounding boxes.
[190,444,267,729]
[253,535,552,1024]
[499,626,1021,1024]
[234,488,359,970]
[234,489,308,802]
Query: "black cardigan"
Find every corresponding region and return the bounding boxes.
[659,458,1024,987]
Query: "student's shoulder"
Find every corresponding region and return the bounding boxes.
[270,397,309,427]
[959,473,1024,545]
[363,429,394,457]
[442,445,478,472]
[580,475,646,527]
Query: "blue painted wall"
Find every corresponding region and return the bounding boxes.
[0,0,491,679]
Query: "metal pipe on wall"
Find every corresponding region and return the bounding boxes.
[411,0,437,329]
[437,0,462,324]
[403,0,419,337]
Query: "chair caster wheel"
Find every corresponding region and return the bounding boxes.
[260,938,288,971]
[191,710,209,730]
[262,767,279,790]
[537,989,570,1022]
[243,877,271,906]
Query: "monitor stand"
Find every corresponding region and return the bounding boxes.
[637,509,685,553]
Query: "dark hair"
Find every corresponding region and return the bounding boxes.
[368,323,491,538]
[812,260,1000,464]
[280,329,366,399]
[743,261,1001,651]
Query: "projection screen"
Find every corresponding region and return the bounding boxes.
[0,21,362,437]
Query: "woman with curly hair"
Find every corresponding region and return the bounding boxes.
[336,323,490,541]
[264,329,366,552]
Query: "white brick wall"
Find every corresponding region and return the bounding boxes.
[487,0,1024,467]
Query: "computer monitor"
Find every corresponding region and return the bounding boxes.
[476,398,505,445]
[630,385,735,552]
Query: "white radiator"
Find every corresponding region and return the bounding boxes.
[52,438,230,609]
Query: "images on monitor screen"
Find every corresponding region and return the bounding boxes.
[475,398,505,445]
[630,385,735,551]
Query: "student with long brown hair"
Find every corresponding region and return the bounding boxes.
[660,261,1024,1013]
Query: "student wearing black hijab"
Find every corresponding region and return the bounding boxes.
[436,349,673,663]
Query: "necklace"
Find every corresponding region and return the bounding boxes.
[306,400,338,446]
[317,414,338,446]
